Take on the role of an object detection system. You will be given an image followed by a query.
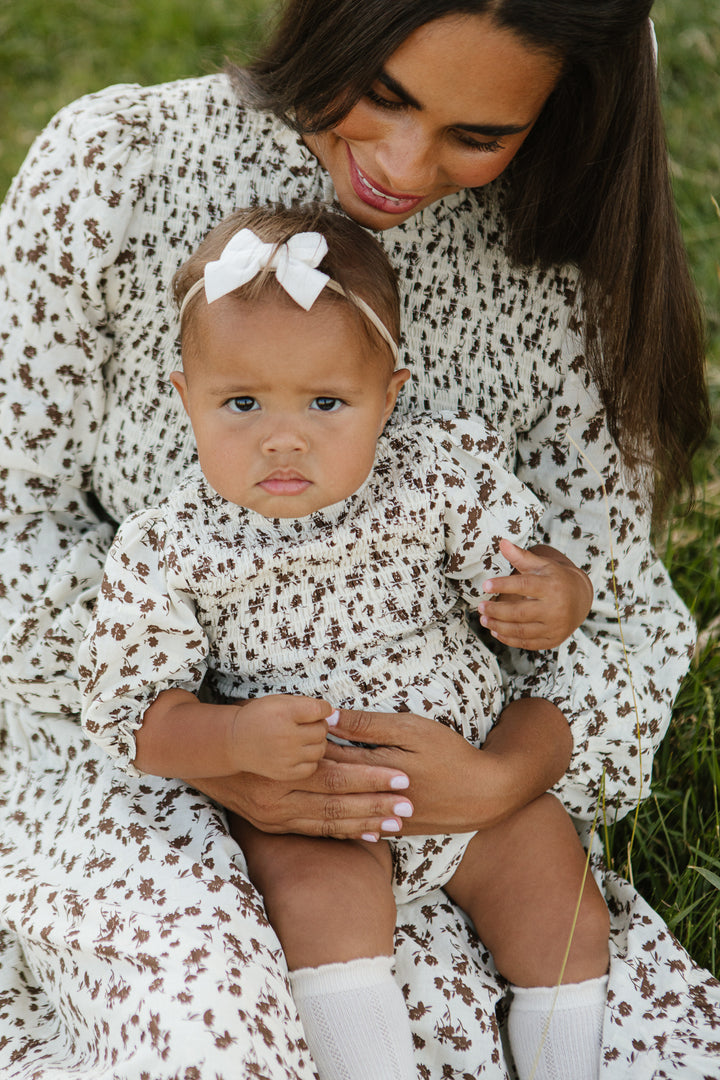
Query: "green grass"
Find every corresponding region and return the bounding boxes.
[1,0,718,976]
[0,0,272,188]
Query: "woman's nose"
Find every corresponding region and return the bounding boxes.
[374,120,438,194]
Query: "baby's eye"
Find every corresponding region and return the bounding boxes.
[226,396,258,413]
[311,397,344,412]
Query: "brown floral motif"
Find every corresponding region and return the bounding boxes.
[0,74,715,1077]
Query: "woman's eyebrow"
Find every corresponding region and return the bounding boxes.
[377,71,532,137]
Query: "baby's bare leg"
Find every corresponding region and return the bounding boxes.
[230,814,395,969]
[230,816,414,1080]
[444,791,608,986]
[445,793,609,1080]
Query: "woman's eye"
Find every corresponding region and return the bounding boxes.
[365,85,404,111]
[311,397,344,413]
[454,132,504,154]
[226,396,258,413]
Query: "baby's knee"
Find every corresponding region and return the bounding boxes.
[242,833,325,907]
[573,875,611,960]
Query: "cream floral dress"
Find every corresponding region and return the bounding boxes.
[0,75,717,1078]
[80,412,540,904]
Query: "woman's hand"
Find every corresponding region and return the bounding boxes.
[187,697,570,840]
[321,697,572,837]
[478,540,594,650]
[185,755,414,839]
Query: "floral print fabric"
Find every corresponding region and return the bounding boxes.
[80,412,539,902]
[0,76,717,1077]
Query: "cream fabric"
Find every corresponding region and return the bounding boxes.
[0,75,717,1077]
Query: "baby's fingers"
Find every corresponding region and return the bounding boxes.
[482,573,551,601]
[302,716,336,749]
[478,597,536,626]
[481,615,560,650]
[498,539,551,572]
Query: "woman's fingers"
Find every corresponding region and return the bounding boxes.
[247,785,411,839]
[303,755,409,794]
[187,758,413,838]
[330,706,427,748]
[270,795,412,839]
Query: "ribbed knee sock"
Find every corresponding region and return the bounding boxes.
[289,955,415,1080]
[507,974,608,1080]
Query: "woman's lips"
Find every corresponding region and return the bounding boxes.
[346,146,424,215]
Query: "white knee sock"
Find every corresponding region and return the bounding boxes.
[289,955,415,1080]
[507,974,608,1080]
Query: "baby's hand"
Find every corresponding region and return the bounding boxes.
[477,540,593,650]
[232,694,338,781]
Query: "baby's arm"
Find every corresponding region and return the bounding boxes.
[135,689,337,781]
[79,506,335,783]
[478,539,593,650]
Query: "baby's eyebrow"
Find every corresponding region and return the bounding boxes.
[208,383,257,397]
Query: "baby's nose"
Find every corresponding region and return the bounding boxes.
[261,418,309,453]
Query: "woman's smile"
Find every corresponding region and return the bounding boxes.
[304,13,561,230]
[346,146,424,215]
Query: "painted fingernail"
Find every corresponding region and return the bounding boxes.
[361,833,378,843]
[381,819,401,832]
[393,802,413,817]
[390,775,409,789]
[326,710,339,726]
[480,616,489,627]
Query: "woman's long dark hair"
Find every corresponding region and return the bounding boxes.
[236,0,709,516]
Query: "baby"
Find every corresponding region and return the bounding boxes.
[80,205,609,1080]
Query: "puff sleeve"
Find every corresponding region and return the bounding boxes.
[425,411,543,597]
[78,508,208,775]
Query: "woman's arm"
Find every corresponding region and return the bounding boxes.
[327,697,572,834]
[511,358,695,822]
[0,91,154,715]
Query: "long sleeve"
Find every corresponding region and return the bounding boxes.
[0,87,154,715]
[427,412,542,597]
[384,195,695,823]
[509,360,695,821]
[79,508,208,775]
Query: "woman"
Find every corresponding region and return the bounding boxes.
[0,1,715,1077]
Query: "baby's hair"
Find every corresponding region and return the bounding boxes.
[173,204,401,369]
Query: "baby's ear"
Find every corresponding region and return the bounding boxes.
[382,367,411,424]
[169,370,190,414]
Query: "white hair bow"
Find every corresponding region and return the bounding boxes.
[204,228,331,311]
[178,227,399,363]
